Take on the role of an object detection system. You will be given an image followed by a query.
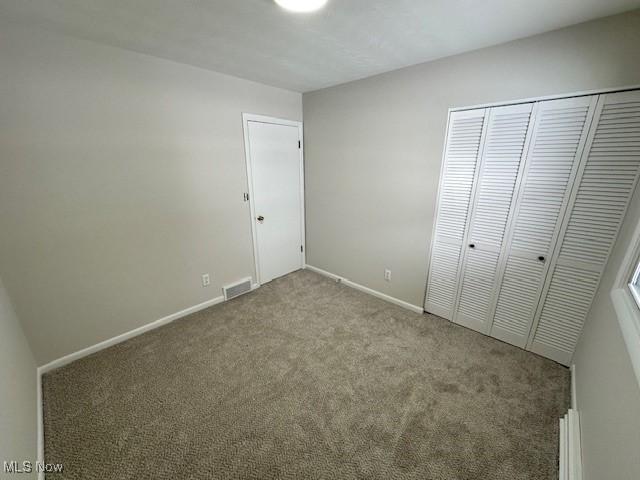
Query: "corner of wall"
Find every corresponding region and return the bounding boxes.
[0,276,39,478]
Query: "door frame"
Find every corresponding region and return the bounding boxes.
[242,113,305,286]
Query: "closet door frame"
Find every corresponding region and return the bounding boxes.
[426,83,640,321]
[449,84,640,115]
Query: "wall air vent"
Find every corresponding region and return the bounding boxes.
[222,277,253,301]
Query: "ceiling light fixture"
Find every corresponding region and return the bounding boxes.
[274,0,328,13]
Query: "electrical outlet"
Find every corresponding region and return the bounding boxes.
[384,269,392,282]
[201,273,210,287]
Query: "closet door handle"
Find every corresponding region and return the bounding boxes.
[469,244,475,249]
[538,256,545,262]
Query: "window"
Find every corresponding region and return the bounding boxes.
[628,257,640,310]
[611,221,640,388]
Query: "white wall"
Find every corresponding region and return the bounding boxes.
[303,10,640,480]
[572,189,640,479]
[0,276,37,479]
[303,10,640,308]
[2,11,640,479]
[0,25,302,365]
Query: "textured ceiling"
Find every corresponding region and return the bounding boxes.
[1,0,639,92]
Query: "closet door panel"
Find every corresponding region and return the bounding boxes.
[528,265,600,364]
[453,103,534,332]
[425,109,487,319]
[490,96,598,348]
[455,248,500,327]
[530,90,640,364]
[490,257,546,340]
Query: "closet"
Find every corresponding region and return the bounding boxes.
[425,89,640,365]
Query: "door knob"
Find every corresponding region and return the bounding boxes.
[257,215,264,222]
[538,255,545,262]
[469,244,475,249]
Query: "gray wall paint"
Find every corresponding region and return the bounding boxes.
[0,276,37,478]
[572,191,640,479]
[303,10,640,480]
[0,25,302,365]
[2,11,640,479]
[303,10,640,308]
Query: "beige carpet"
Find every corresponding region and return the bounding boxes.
[43,269,569,479]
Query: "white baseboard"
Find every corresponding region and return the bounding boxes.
[571,364,578,411]
[560,364,582,480]
[35,287,257,475]
[559,408,583,480]
[38,294,226,374]
[35,267,421,471]
[559,414,567,480]
[304,264,424,314]
[36,369,43,480]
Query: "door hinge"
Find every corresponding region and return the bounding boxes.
[298,140,301,149]
[243,192,249,202]
[300,245,304,252]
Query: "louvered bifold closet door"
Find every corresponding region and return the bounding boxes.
[452,103,534,333]
[529,90,640,365]
[425,109,487,319]
[489,96,598,348]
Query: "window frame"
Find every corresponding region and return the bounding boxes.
[629,259,640,310]
[611,218,640,388]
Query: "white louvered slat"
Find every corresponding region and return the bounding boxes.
[456,249,499,322]
[425,109,487,319]
[453,103,534,332]
[490,96,597,348]
[492,256,545,337]
[530,90,640,364]
[529,265,600,364]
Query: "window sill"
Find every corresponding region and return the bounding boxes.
[610,287,640,387]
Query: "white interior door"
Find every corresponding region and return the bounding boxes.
[528,90,640,364]
[489,96,598,348]
[453,103,535,333]
[245,118,304,284]
[425,108,488,319]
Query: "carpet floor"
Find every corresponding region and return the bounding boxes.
[43,269,570,479]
